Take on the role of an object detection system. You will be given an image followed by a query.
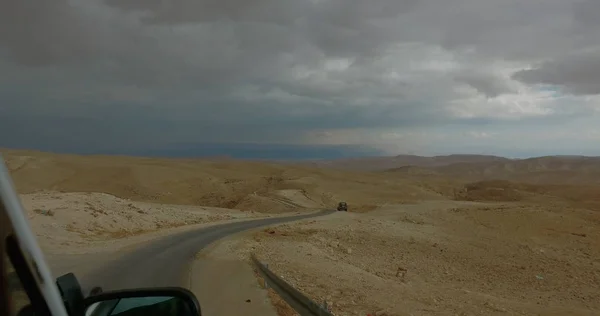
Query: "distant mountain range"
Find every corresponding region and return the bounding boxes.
[300,154,600,184]
[300,154,513,170]
[4,146,600,184]
[1,143,386,161]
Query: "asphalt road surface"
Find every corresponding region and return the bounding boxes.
[73,210,334,293]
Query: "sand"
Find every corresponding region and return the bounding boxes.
[220,201,600,316]
[4,149,600,315]
[19,191,289,254]
[3,149,445,214]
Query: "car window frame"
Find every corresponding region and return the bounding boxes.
[0,154,69,316]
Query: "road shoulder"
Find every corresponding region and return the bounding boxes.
[189,233,278,316]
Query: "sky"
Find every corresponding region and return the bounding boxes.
[1,0,600,159]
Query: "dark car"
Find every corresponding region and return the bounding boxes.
[337,201,348,212]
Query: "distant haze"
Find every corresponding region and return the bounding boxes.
[1,143,384,161]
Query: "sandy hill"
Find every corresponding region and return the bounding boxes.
[304,154,511,171]
[419,156,600,185]
[4,149,599,315]
[4,148,600,213]
[378,155,600,208]
[1,149,444,213]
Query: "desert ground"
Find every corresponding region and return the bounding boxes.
[3,149,600,315]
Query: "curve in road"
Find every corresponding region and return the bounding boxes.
[77,210,334,293]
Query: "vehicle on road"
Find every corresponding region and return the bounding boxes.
[337,201,348,212]
[0,155,202,316]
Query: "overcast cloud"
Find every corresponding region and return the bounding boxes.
[1,0,600,158]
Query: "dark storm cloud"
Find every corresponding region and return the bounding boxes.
[513,50,600,96]
[1,0,600,157]
[506,0,600,96]
[103,0,419,60]
[453,71,516,98]
[103,0,418,28]
[414,0,579,61]
[0,0,91,65]
[572,0,600,28]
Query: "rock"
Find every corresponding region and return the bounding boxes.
[346,248,352,254]
[396,267,407,279]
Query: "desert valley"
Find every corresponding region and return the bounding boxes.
[3,148,600,316]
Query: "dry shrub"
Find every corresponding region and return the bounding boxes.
[33,208,54,216]
[252,269,299,316]
[267,289,299,316]
[351,204,379,213]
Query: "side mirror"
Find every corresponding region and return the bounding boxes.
[56,272,85,315]
[83,287,201,316]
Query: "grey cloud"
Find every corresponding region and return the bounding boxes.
[531,0,600,96]
[452,71,515,98]
[0,0,122,66]
[2,0,600,156]
[104,0,418,59]
[104,0,307,25]
[0,1,85,65]
[573,0,600,28]
[513,51,600,95]
[2,0,595,71]
[104,0,418,25]
[385,0,583,61]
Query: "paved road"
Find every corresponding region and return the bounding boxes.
[72,210,334,293]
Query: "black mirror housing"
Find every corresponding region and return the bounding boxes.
[56,273,85,316]
[83,287,201,316]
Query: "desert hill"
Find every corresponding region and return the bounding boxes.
[3,148,599,315]
[303,154,511,171]
[378,155,600,208]
[1,149,444,213]
[384,155,600,185]
[4,148,600,212]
